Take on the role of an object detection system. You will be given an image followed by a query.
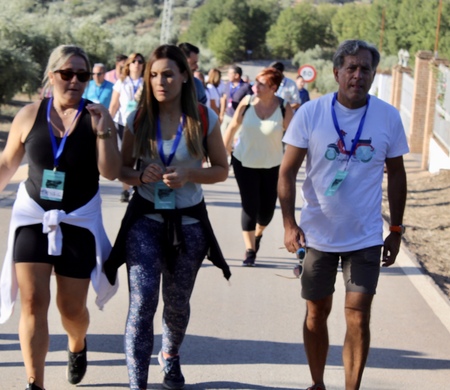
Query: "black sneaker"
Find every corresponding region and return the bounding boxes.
[255,235,263,254]
[158,351,185,389]
[120,190,130,203]
[243,249,256,267]
[26,378,44,390]
[67,339,87,385]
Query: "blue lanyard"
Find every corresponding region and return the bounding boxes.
[156,115,185,167]
[331,92,370,166]
[130,77,142,95]
[46,98,85,169]
[95,83,106,100]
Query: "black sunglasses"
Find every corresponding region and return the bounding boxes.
[92,72,104,76]
[54,69,91,82]
[132,59,144,65]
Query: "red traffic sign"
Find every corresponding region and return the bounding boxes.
[298,65,317,83]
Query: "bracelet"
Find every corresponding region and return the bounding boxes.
[97,128,112,139]
[139,171,146,185]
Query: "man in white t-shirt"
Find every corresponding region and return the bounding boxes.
[278,40,408,390]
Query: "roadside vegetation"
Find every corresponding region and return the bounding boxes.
[0,0,449,106]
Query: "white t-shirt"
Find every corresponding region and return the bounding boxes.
[283,92,409,252]
[276,77,301,106]
[113,76,143,126]
[206,84,221,109]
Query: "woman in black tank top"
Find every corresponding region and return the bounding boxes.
[0,45,121,390]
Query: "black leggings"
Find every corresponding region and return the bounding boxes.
[124,217,207,390]
[232,155,279,231]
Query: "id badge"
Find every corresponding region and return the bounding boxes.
[154,181,175,209]
[126,100,138,113]
[41,169,65,201]
[324,170,348,196]
[227,98,232,108]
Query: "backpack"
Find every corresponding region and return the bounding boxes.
[241,94,286,118]
[197,103,209,156]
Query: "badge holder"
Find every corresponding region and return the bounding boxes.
[324,169,348,196]
[41,169,65,201]
[154,181,175,209]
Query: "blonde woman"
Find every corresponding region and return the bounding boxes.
[0,45,120,390]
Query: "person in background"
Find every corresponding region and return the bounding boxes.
[206,68,222,117]
[82,63,114,108]
[278,39,408,390]
[270,61,301,111]
[178,42,207,104]
[0,44,121,390]
[219,65,252,136]
[193,70,209,107]
[109,53,145,203]
[223,67,293,266]
[105,54,128,84]
[103,44,230,390]
[296,74,310,106]
[242,74,251,84]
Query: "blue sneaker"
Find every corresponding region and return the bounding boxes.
[158,351,185,389]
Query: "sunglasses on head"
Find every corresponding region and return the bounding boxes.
[54,69,91,82]
[132,59,144,65]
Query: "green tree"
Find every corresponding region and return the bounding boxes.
[182,0,278,62]
[266,2,333,58]
[0,41,40,105]
[73,21,113,65]
[331,3,371,44]
[208,19,243,64]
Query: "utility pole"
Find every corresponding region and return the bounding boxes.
[434,0,443,58]
[160,0,174,45]
[379,6,385,53]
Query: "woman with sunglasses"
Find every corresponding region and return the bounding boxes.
[103,44,230,390]
[109,53,146,203]
[0,45,121,390]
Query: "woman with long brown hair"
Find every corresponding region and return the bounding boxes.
[104,44,230,390]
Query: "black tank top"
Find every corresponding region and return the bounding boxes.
[24,98,100,213]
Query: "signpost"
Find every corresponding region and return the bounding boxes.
[298,64,317,83]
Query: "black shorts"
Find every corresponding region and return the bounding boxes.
[301,245,382,301]
[14,223,96,279]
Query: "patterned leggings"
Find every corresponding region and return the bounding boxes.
[124,216,207,390]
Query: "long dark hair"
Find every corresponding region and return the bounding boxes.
[133,45,203,159]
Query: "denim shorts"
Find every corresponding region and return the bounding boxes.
[301,245,382,301]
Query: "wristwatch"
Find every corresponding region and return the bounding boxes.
[97,128,112,139]
[389,225,406,235]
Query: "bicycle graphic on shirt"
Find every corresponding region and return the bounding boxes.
[325,130,375,163]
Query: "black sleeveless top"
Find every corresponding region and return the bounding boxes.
[24,98,100,213]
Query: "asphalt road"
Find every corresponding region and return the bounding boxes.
[0,161,449,389]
